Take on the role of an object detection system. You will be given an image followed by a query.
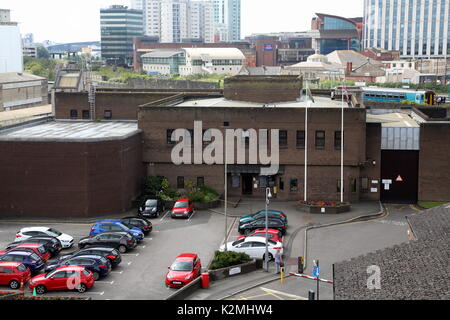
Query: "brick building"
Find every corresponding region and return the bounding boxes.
[0,73,48,111]
[139,76,379,202]
[0,121,143,218]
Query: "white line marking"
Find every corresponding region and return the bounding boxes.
[127,261,133,266]
[111,271,123,274]
[95,281,114,285]
[86,291,105,295]
[160,210,171,221]
[121,253,139,256]
[187,211,196,222]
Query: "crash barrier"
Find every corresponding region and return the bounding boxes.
[166,276,202,301]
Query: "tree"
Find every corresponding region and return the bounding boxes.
[37,46,50,59]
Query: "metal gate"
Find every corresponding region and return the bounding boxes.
[380,150,419,203]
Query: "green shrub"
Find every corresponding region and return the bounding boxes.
[210,251,252,270]
[186,185,219,203]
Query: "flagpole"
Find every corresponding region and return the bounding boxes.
[340,80,345,203]
[304,80,308,202]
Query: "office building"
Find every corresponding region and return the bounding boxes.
[363,0,450,58]
[0,9,23,73]
[100,5,144,65]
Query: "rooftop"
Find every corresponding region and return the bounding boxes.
[0,72,46,84]
[174,96,351,109]
[334,205,450,300]
[366,112,419,128]
[0,121,139,142]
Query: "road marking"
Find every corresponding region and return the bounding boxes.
[111,271,123,274]
[121,253,139,257]
[410,204,422,212]
[138,245,147,249]
[260,287,307,300]
[160,210,171,221]
[95,281,114,285]
[187,211,196,222]
[86,291,105,295]
[127,261,133,266]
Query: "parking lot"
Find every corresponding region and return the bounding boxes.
[0,207,238,299]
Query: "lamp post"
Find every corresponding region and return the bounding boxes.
[264,187,272,272]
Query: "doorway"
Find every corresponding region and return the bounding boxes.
[380,150,419,203]
[242,174,253,195]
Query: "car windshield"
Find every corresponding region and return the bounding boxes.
[30,253,41,261]
[120,222,133,229]
[174,202,188,208]
[145,200,157,207]
[17,264,27,272]
[171,260,193,271]
[45,270,57,278]
[47,228,62,237]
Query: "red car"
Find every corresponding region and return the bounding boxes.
[165,253,201,288]
[29,266,95,294]
[0,243,51,262]
[236,228,284,243]
[0,261,31,289]
[170,198,194,219]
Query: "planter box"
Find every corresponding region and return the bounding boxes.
[297,203,351,214]
[208,259,260,281]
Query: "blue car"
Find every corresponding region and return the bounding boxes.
[0,250,46,273]
[239,210,288,225]
[44,254,111,280]
[89,220,144,242]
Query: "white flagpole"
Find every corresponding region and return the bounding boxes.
[340,80,345,203]
[304,81,309,202]
[224,133,228,251]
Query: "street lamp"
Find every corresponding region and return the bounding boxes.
[264,187,272,272]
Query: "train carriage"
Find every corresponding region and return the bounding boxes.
[361,87,435,105]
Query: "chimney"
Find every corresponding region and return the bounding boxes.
[346,62,353,75]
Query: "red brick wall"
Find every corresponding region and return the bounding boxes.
[0,133,144,218]
[418,123,450,201]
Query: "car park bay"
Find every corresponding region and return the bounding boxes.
[0,208,228,300]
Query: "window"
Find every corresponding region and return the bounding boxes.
[279,130,288,147]
[279,177,284,191]
[197,177,204,187]
[334,131,343,149]
[177,176,185,189]
[104,110,112,119]
[82,110,90,119]
[290,178,298,192]
[315,131,325,149]
[70,109,78,118]
[351,179,357,193]
[296,130,305,148]
[167,129,175,145]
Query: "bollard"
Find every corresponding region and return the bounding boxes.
[280,267,284,284]
[298,256,304,274]
[308,290,315,300]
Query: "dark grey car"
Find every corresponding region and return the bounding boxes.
[78,232,137,253]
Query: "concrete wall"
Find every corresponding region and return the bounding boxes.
[360,123,382,201]
[0,133,144,218]
[0,79,48,111]
[418,123,450,201]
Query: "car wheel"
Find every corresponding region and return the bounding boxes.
[77,283,87,293]
[9,280,19,289]
[92,272,100,281]
[118,245,127,253]
[36,285,46,295]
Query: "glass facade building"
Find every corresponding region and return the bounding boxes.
[363,0,450,58]
[101,5,144,64]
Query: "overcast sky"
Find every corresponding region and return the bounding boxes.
[2,0,364,43]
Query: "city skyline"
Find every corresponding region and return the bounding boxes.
[2,0,364,44]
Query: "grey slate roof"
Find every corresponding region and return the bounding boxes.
[333,205,450,300]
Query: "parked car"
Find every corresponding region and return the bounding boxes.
[7,236,62,257]
[170,199,194,219]
[219,236,283,261]
[238,217,287,236]
[236,228,284,243]
[78,232,137,253]
[0,251,46,274]
[89,220,144,242]
[0,243,51,262]
[239,210,288,225]
[138,198,165,218]
[58,247,122,268]
[0,262,31,289]
[121,217,153,236]
[165,253,202,288]
[15,227,74,249]
[29,266,95,294]
[44,255,111,280]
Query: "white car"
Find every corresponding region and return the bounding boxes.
[219,236,283,261]
[15,227,74,248]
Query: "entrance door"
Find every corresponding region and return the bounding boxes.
[242,174,253,195]
[380,150,419,203]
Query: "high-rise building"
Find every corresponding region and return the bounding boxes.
[100,5,144,65]
[363,0,450,58]
[225,0,240,41]
[188,1,214,42]
[0,9,23,73]
[160,0,189,43]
